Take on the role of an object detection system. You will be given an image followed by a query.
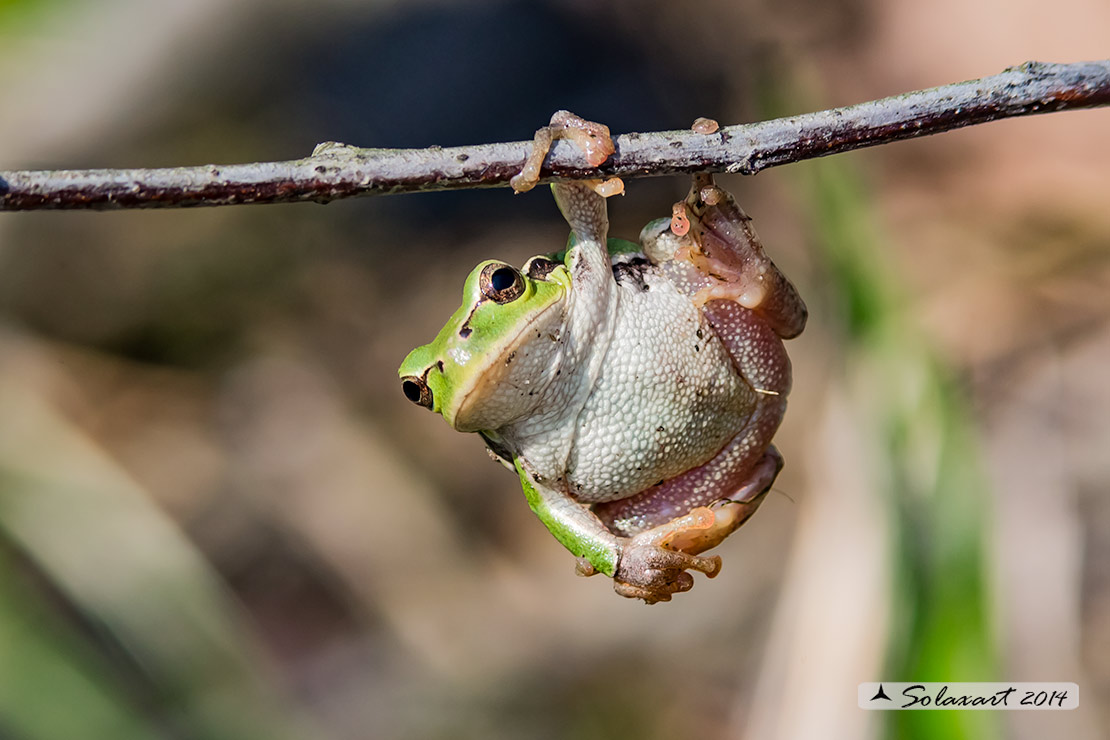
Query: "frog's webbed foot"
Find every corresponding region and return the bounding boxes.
[613,511,724,603]
[510,110,624,197]
[568,508,721,604]
[673,173,807,339]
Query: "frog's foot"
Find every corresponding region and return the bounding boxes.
[608,448,783,604]
[613,516,723,604]
[573,511,722,603]
[593,442,784,606]
[675,173,807,339]
[510,110,621,195]
[689,264,769,310]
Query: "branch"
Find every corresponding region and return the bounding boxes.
[2,60,1108,212]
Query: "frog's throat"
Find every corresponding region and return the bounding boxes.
[448,298,568,433]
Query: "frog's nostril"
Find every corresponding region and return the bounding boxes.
[401,376,433,409]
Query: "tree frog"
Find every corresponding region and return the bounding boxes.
[399,112,806,603]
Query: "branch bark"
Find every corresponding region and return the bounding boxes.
[2,60,1108,212]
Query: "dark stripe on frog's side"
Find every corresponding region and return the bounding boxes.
[458,301,480,338]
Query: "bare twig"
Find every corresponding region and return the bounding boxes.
[1,60,1108,212]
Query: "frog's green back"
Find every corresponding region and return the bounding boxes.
[552,235,643,264]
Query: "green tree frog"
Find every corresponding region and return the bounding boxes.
[399,112,806,603]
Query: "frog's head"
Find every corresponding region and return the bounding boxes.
[399,255,571,433]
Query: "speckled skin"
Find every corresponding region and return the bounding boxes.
[519,254,754,504]
[592,295,791,537]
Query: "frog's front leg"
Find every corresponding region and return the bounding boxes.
[673,173,808,339]
[510,110,625,392]
[509,110,623,256]
[510,110,623,197]
[515,460,721,604]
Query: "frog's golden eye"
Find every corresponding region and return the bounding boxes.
[400,375,434,410]
[480,263,525,304]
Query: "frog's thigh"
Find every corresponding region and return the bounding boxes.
[593,401,785,538]
[702,300,791,396]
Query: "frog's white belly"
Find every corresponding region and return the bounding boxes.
[562,263,756,503]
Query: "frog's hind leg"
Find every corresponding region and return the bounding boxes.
[666,449,783,555]
[702,299,793,398]
[594,441,783,557]
[682,174,808,339]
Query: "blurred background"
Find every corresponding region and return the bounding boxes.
[0,1,1108,738]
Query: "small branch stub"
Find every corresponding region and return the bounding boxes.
[1,60,1108,212]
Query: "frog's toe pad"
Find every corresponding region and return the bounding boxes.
[574,557,599,577]
[613,572,694,603]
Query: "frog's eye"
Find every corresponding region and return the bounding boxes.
[400,375,434,410]
[479,263,525,304]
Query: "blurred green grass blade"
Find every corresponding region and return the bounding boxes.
[0,379,313,740]
[0,0,65,32]
[0,548,156,740]
[806,159,899,342]
[804,159,997,740]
